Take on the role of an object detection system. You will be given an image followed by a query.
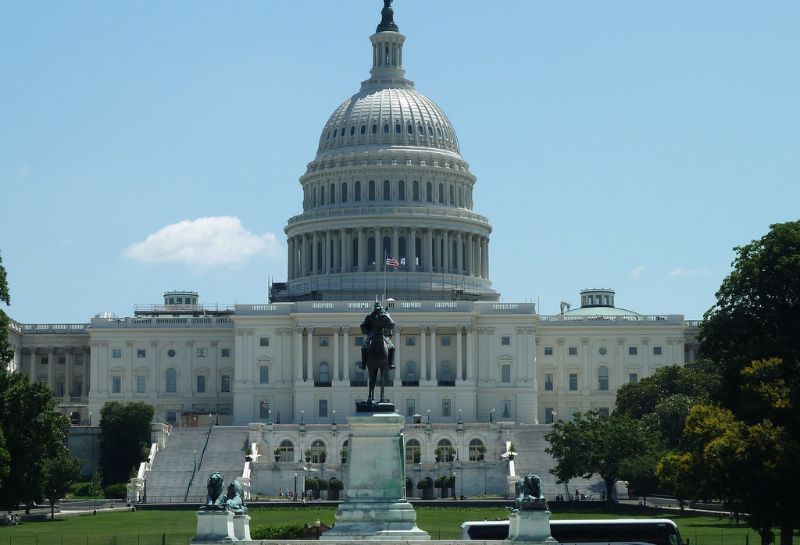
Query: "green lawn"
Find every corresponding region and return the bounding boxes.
[0,506,765,544]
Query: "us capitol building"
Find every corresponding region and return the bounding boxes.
[5,2,700,496]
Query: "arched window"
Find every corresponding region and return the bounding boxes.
[310,439,326,463]
[395,123,401,134]
[354,181,361,202]
[320,185,325,206]
[412,180,419,201]
[341,182,348,203]
[350,125,355,136]
[278,440,294,462]
[351,236,359,268]
[329,183,336,204]
[383,123,389,134]
[319,361,330,384]
[426,182,432,202]
[458,187,463,207]
[438,183,444,204]
[598,365,609,391]
[312,187,317,207]
[165,368,177,393]
[436,439,454,462]
[398,180,405,200]
[449,185,454,205]
[469,438,486,461]
[405,439,421,464]
[368,180,376,201]
[383,180,391,200]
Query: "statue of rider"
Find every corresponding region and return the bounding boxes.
[359,302,395,370]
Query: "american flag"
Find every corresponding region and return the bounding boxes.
[385,257,400,267]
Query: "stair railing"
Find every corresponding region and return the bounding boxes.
[184,422,214,502]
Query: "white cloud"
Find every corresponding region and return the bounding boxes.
[669,267,711,278]
[124,216,281,268]
[630,265,645,277]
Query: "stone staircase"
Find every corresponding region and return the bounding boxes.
[186,426,249,502]
[513,424,604,499]
[145,427,211,502]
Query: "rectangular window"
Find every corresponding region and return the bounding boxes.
[57,355,66,365]
[137,349,146,358]
[112,376,121,394]
[441,336,451,346]
[501,364,511,383]
[318,399,328,418]
[441,398,452,417]
[544,346,553,356]
[41,356,49,365]
[501,399,512,419]
[653,346,662,356]
[501,336,511,346]
[75,354,84,365]
[405,398,416,417]
[259,366,269,384]
[196,348,207,358]
[221,375,231,393]
[405,336,416,346]
[260,337,269,347]
[629,346,638,356]
[569,373,578,391]
[544,407,555,424]
[629,373,638,383]
[136,375,146,393]
[112,349,122,358]
[568,346,578,356]
[72,377,83,397]
[544,373,554,391]
[196,375,206,393]
[221,348,231,358]
[319,337,329,347]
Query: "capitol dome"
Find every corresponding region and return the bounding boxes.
[275,1,498,303]
[317,87,461,156]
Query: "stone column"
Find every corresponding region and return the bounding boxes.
[358,228,366,272]
[466,327,476,382]
[443,231,450,273]
[465,234,473,276]
[340,229,348,273]
[65,350,73,399]
[425,230,433,272]
[373,227,381,271]
[430,327,438,383]
[456,233,463,274]
[306,327,315,383]
[294,328,303,383]
[312,233,319,275]
[333,327,340,382]
[343,328,350,382]
[392,227,399,263]
[126,341,135,396]
[419,327,427,381]
[47,348,56,391]
[409,228,417,272]
[287,237,294,279]
[299,235,307,277]
[29,349,36,383]
[480,238,488,278]
[456,328,463,382]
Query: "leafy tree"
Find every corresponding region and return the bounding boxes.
[98,401,154,486]
[43,446,81,519]
[0,368,71,511]
[0,429,10,487]
[545,411,659,505]
[615,364,714,421]
[0,252,13,365]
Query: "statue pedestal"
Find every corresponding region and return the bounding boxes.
[193,509,236,543]
[505,509,558,544]
[232,512,251,541]
[320,412,429,541]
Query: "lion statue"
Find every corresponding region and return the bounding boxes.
[204,471,226,508]
[224,479,247,513]
[514,474,548,511]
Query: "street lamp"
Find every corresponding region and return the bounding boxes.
[294,472,298,500]
[315,518,321,539]
[489,409,495,423]
[194,449,197,470]
[452,472,457,500]
[88,411,92,426]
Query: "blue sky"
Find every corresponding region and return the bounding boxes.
[1,1,798,324]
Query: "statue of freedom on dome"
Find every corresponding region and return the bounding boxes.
[376,0,399,33]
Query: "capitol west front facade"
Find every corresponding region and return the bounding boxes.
[5,3,699,494]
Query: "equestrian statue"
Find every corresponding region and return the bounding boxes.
[358,301,396,408]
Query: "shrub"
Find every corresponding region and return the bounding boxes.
[305,477,319,491]
[317,478,329,491]
[417,479,431,490]
[251,524,304,539]
[329,478,344,491]
[104,483,128,499]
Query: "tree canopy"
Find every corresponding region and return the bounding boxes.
[43,445,81,519]
[545,411,659,505]
[99,401,154,485]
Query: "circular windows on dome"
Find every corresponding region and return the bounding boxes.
[167,349,176,358]
[599,347,608,356]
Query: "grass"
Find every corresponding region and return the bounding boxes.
[0,506,766,544]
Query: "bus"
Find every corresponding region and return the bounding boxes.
[460,518,683,545]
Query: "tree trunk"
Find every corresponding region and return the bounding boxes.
[759,527,774,545]
[604,478,617,506]
[779,522,793,545]
[50,500,55,520]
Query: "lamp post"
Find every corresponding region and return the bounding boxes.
[315,518,321,539]
[194,449,197,470]
[88,411,92,426]
[489,409,495,423]
[294,472,298,500]
[452,471,457,500]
